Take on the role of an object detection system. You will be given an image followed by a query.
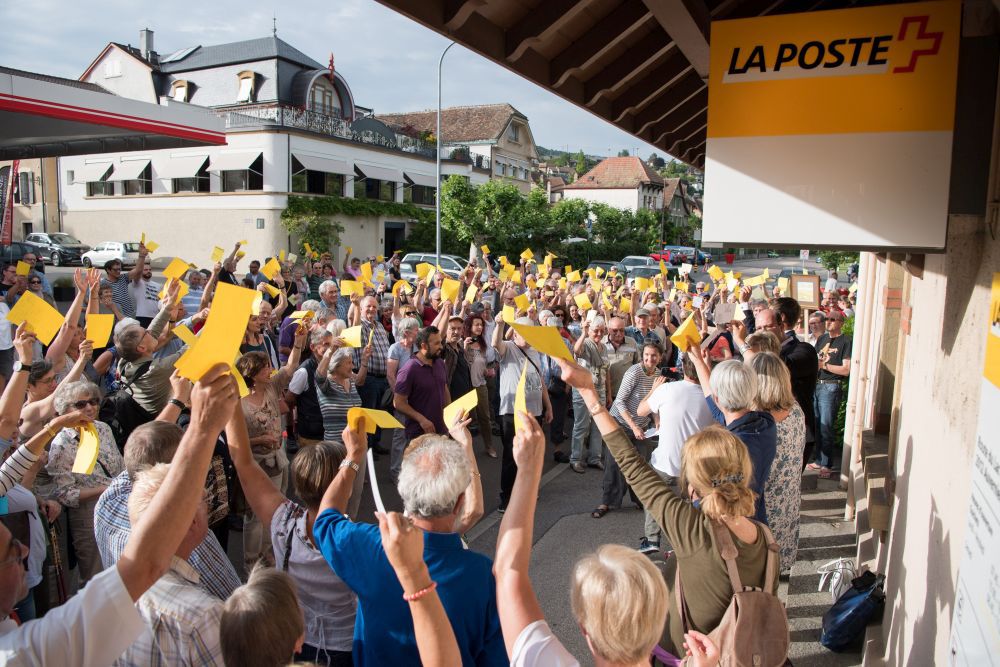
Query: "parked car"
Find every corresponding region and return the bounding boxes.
[620,255,656,274]
[0,242,42,265]
[81,241,141,268]
[399,253,467,282]
[655,246,691,265]
[586,260,627,277]
[24,232,90,266]
[691,248,713,263]
[627,265,678,285]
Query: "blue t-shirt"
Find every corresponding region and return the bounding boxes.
[312,509,508,667]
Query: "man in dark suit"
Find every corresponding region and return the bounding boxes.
[771,297,820,466]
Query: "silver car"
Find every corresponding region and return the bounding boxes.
[81,241,141,268]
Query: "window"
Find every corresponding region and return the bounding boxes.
[104,60,121,78]
[354,175,395,202]
[404,184,436,206]
[171,81,188,102]
[14,172,33,205]
[87,180,114,196]
[291,158,344,196]
[173,159,210,193]
[309,80,342,117]
[495,161,507,176]
[236,71,255,103]
[123,163,153,196]
[508,123,520,142]
[222,155,263,192]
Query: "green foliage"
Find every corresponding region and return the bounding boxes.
[281,195,432,256]
[574,150,587,176]
[647,153,666,169]
[816,250,859,271]
[617,149,630,157]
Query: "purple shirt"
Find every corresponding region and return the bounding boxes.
[395,356,448,438]
[278,317,297,363]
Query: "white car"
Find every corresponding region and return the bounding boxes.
[81,241,141,268]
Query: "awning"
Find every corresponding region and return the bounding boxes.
[207,152,261,172]
[405,171,437,188]
[156,155,208,179]
[355,163,402,183]
[294,153,351,175]
[0,66,226,161]
[108,159,150,181]
[71,161,112,183]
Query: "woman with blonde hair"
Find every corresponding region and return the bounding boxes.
[748,352,806,572]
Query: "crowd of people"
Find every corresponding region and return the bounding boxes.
[0,240,856,665]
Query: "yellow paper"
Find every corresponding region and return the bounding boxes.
[360,262,373,285]
[511,270,522,284]
[158,280,189,303]
[348,407,403,434]
[498,269,510,283]
[465,284,478,304]
[261,283,280,298]
[345,246,353,257]
[514,365,528,435]
[377,255,384,263]
[443,389,478,428]
[173,324,197,346]
[620,297,632,313]
[498,256,510,268]
[375,270,385,283]
[511,323,573,361]
[15,261,31,276]
[441,278,462,304]
[5,291,63,345]
[279,249,286,262]
[763,268,770,281]
[85,313,114,344]
[520,249,534,261]
[708,265,725,282]
[211,247,225,262]
[340,325,363,348]
[732,304,746,322]
[634,277,651,292]
[162,257,191,281]
[659,260,667,276]
[558,278,567,290]
[744,273,766,287]
[238,240,248,246]
[230,363,250,398]
[602,294,614,311]
[670,313,701,352]
[288,253,298,263]
[251,292,264,315]
[502,305,517,324]
[236,251,246,260]
[566,270,581,283]
[304,242,313,255]
[174,283,259,382]
[140,232,145,244]
[290,310,314,320]
[481,245,490,255]
[848,282,858,294]
[514,293,530,313]
[594,266,604,277]
[526,277,537,290]
[145,241,159,253]
[71,424,101,474]
[340,280,364,297]
[574,293,593,312]
[416,263,434,281]
[392,280,412,296]
[676,281,689,293]
[261,257,281,280]
[777,277,790,294]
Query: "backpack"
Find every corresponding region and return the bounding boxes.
[99,360,155,451]
[676,520,789,667]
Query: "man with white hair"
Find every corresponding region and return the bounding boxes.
[313,420,502,665]
[356,295,391,454]
[319,280,350,322]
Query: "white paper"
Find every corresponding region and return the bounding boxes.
[643,427,659,440]
[367,449,386,514]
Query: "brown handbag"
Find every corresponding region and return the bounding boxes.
[676,520,790,667]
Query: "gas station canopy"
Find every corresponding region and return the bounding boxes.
[0,65,225,160]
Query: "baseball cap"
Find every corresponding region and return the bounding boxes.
[636,308,650,317]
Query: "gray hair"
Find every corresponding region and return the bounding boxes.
[319,280,339,296]
[308,328,332,348]
[53,380,101,415]
[429,288,442,300]
[548,316,564,328]
[124,421,183,481]
[397,435,470,519]
[398,317,421,333]
[300,299,322,312]
[590,316,606,329]
[314,306,335,324]
[326,319,347,337]
[330,347,355,371]
[709,359,758,412]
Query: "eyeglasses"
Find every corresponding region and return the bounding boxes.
[71,398,101,410]
[608,328,625,333]
[29,280,41,285]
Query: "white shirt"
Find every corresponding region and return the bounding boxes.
[825,277,838,293]
[289,366,310,394]
[645,380,715,476]
[3,485,46,589]
[0,303,12,350]
[0,566,145,666]
[511,620,579,667]
[129,279,162,319]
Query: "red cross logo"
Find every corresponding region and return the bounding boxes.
[892,15,943,74]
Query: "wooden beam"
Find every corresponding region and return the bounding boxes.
[583,30,675,106]
[629,73,704,134]
[443,0,486,31]
[550,0,652,87]
[609,54,691,121]
[662,110,707,154]
[641,0,711,78]
[644,88,707,144]
[505,0,585,62]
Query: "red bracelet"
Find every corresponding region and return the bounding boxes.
[402,581,437,602]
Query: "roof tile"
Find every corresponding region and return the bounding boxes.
[375,103,523,143]
[561,156,664,189]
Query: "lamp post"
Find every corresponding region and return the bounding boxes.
[436,41,456,267]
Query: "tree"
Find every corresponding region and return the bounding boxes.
[617,149,630,157]
[816,250,859,271]
[280,211,344,256]
[574,150,587,176]
[647,153,666,169]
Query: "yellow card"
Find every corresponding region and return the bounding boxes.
[236,251,246,260]
[211,247,225,262]
[226,363,249,398]
[288,253,298,263]
[261,283,281,298]
[85,313,114,344]
[377,255,384,263]
[261,257,282,280]
[345,246,353,257]
[558,278,567,290]
[670,313,701,352]
[340,325,363,348]
[511,323,573,361]
[375,270,385,283]
[777,277,790,294]
[763,268,770,281]
[732,304,746,321]
[676,281,689,293]
[238,240,248,246]
[498,256,510,267]
[514,293,530,313]
[15,261,30,276]
[443,389,478,428]
[502,305,516,324]
[162,257,191,280]
[594,266,605,277]
[279,249,286,262]
[72,424,101,474]
[348,407,403,434]
[602,294,614,311]
[526,277,537,290]
[512,270,522,284]
[668,288,677,301]
[465,284,478,304]
[304,242,313,255]
[158,280,189,303]
[620,297,632,313]
[145,241,159,253]
[481,245,490,255]
[660,260,667,275]
[5,291,63,345]
[441,278,462,304]
[251,292,264,316]
[392,280,412,296]
[140,232,145,244]
[520,249,534,261]
[705,265,722,282]
[743,273,766,287]
[634,277,651,292]
[340,280,364,297]
[574,293,593,312]
[514,365,528,434]
[416,263,434,281]
[174,283,258,382]
[368,327,375,347]
[290,310,314,320]
[498,269,510,283]
[173,324,197,346]
[565,270,581,283]
[360,262,373,285]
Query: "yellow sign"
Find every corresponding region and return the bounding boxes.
[709,1,960,138]
[340,325,364,348]
[6,291,63,345]
[340,280,364,297]
[211,247,225,262]
[502,305,517,324]
[261,283,281,299]
[441,278,462,304]
[514,365,528,435]
[671,313,702,352]
[574,293,593,312]
[85,313,114,345]
[174,283,258,382]
[481,244,490,255]
[443,389,478,428]
[511,323,573,361]
[261,257,282,280]
[514,293,530,313]
[162,257,191,281]
[15,261,30,276]
[348,407,403,434]
[72,424,101,474]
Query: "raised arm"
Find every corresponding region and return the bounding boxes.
[686,340,713,397]
[128,244,148,283]
[155,371,193,424]
[200,263,222,312]
[448,412,483,534]
[491,313,508,356]
[318,423,366,516]
[636,376,666,418]
[0,325,34,439]
[226,397,285,532]
[45,269,88,367]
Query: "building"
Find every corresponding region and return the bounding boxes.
[0,156,60,239]
[556,156,664,212]
[56,29,495,267]
[376,103,538,194]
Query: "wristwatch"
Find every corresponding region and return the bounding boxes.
[12,360,29,373]
[339,460,360,472]
[168,398,188,410]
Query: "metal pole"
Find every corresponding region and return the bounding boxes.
[436,41,456,267]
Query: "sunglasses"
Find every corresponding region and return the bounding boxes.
[29,280,41,285]
[71,398,101,410]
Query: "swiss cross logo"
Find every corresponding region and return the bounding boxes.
[892,16,943,73]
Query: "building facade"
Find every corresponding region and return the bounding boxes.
[0,157,60,239]
[556,156,664,212]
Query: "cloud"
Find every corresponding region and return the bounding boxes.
[0,0,672,160]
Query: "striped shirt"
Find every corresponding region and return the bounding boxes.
[610,363,659,431]
[102,274,136,319]
[356,318,390,376]
[0,444,36,497]
[317,376,363,442]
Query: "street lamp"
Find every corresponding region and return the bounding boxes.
[436,41,456,267]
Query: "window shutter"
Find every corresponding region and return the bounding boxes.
[18,172,33,206]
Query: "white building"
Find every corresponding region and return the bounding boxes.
[555,156,664,212]
[57,29,497,267]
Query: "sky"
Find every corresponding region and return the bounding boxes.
[0,0,670,161]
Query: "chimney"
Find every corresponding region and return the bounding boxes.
[140,28,154,60]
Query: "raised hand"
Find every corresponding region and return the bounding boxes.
[13,323,35,364]
[512,410,545,472]
[169,370,193,406]
[190,364,239,437]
